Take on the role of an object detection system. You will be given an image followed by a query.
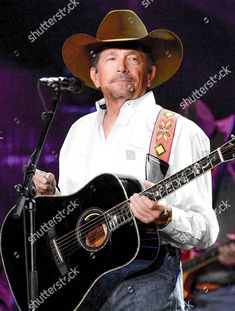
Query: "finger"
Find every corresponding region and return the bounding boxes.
[33,170,56,195]
[131,193,155,208]
[35,183,54,195]
[129,194,163,223]
[47,172,56,184]
[130,194,146,213]
[130,194,150,220]
[34,171,54,185]
[144,180,154,189]
[33,170,48,184]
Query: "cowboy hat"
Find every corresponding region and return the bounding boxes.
[62,9,183,89]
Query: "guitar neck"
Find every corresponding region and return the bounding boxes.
[104,137,235,232]
[105,149,221,232]
[182,248,218,273]
[143,149,222,202]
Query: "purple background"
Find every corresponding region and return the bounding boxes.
[0,0,234,309]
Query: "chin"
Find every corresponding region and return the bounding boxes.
[108,85,135,99]
[109,91,135,101]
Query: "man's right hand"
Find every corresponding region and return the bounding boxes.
[32,169,56,195]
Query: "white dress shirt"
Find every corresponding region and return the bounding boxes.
[59,91,219,249]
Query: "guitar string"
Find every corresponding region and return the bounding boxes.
[56,163,213,257]
[56,149,221,247]
[61,226,160,258]
[58,152,235,258]
[56,200,129,246]
[54,147,233,255]
[59,229,109,257]
[55,149,229,252]
[56,148,225,247]
[60,208,130,254]
[55,149,234,257]
[58,202,131,254]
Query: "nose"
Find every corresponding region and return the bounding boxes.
[117,58,128,73]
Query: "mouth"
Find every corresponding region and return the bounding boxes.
[111,75,134,84]
[112,78,132,83]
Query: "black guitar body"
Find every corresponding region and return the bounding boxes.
[1,173,158,310]
[2,137,235,310]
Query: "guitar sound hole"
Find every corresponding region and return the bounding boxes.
[77,209,109,251]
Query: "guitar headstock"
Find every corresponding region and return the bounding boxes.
[220,135,235,162]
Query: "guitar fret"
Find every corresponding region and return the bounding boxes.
[165,180,175,193]
[146,192,156,201]
[172,175,182,189]
[105,203,133,232]
[201,159,212,172]
[164,182,169,195]
[192,163,201,177]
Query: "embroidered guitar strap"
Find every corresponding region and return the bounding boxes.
[149,108,179,164]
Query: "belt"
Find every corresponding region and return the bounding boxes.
[161,244,178,257]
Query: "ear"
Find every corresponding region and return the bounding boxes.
[147,65,157,88]
[90,67,100,88]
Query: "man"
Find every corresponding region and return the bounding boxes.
[33,10,219,310]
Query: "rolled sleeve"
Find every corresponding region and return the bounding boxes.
[159,118,219,249]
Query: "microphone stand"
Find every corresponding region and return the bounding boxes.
[13,86,62,310]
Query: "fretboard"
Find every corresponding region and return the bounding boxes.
[105,148,223,232]
[144,149,221,201]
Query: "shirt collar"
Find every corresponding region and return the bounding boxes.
[95,91,156,112]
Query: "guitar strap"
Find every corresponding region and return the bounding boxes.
[145,108,179,183]
[150,108,179,163]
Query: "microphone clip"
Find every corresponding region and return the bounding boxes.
[39,77,84,94]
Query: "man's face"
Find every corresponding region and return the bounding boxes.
[90,48,156,102]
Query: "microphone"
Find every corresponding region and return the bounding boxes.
[39,77,83,94]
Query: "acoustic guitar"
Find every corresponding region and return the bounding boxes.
[1,136,234,310]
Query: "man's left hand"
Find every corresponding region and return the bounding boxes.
[129,193,171,226]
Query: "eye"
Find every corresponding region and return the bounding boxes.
[128,55,140,64]
[106,57,115,61]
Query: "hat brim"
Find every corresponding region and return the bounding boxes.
[62,29,183,89]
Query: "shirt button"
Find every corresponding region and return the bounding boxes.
[127,286,134,293]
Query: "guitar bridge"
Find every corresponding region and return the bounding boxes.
[48,228,68,276]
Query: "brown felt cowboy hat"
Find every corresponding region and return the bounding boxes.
[62,9,183,89]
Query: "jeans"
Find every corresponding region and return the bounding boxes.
[81,247,184,311]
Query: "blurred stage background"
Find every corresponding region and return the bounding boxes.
[0,0,234,310]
